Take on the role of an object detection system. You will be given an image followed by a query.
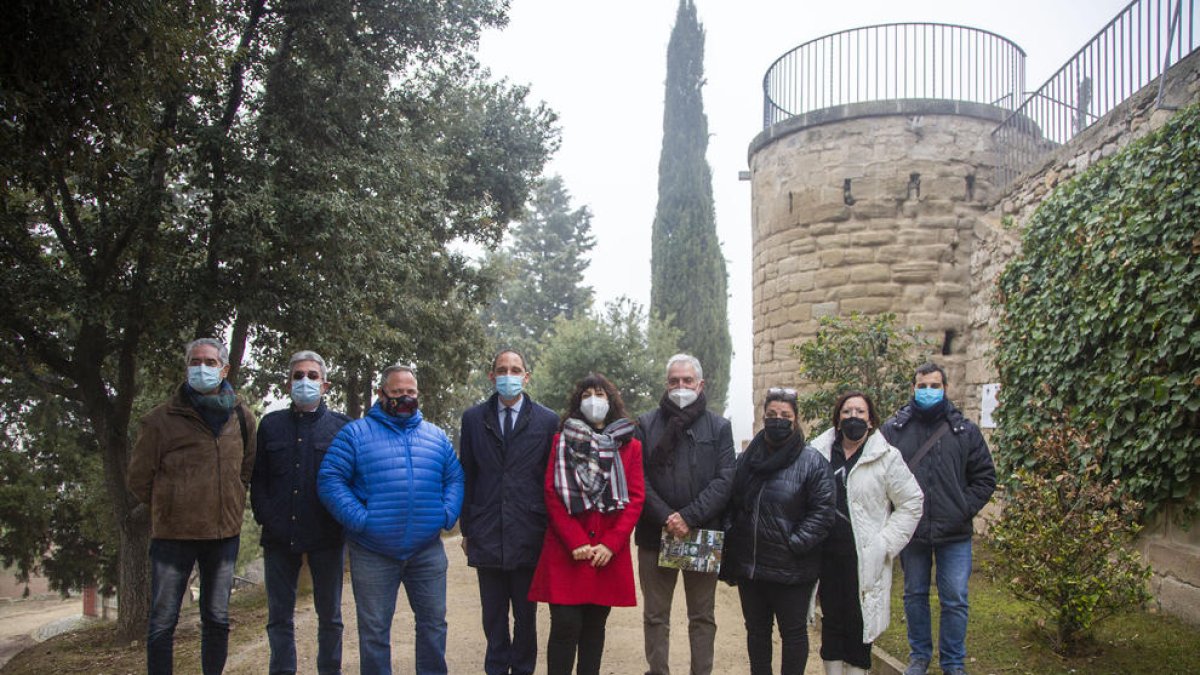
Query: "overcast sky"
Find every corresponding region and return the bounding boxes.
[476,0,1133,443]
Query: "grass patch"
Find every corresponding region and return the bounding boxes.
[3,584,269,675]
[874,542,1200,674]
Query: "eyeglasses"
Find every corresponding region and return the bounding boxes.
[767,387,797,401]
[292,370,322,381]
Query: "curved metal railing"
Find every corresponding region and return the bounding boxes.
[993,0,1198,189]
[762,23,1027,129]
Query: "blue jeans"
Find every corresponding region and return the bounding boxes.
[264,544,345,674]
[349,539,448,675]
[147,536,239,675]
[900,539,973,670]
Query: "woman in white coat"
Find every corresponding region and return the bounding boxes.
[811,391,923,675]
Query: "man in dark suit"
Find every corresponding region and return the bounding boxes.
[459,349,560,675]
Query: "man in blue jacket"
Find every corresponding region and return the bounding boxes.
[318,364,465,675]
[880,363,996,675]
[459,349,558,675]
[251,350,350,675]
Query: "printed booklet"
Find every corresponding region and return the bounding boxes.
[657,527,724,574]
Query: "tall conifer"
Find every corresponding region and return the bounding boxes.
[651,0,731,410]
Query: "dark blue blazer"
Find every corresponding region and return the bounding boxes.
[459,392,559,570]
[251,401,351,553]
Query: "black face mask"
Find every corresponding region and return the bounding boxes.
[841,417,869,441]
[763,417,793,443]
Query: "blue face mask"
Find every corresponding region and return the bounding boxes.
[914,387,945,409]
[187,364,223,393]
[291,378,322,406]
[495,374,524,399]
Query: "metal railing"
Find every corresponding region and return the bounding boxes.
[994,0,1198,189]
[762,23,1027,129]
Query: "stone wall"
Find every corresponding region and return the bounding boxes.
[747,101,1008,427]
[965,48,1200,624]
[748,49,1200,624]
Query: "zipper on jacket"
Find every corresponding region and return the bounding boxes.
[749,486,765,579]
[404,428,415,551]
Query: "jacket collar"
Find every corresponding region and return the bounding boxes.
[367,401,423,431]
[809,426,891,464]
[890,400,968,433]
[291,400,328,419]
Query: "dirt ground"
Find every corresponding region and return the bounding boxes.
[222,534,824,674]
[0,596,82,669]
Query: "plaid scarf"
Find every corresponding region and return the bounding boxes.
[553,417,635,514]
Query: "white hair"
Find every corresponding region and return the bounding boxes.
[185,338,229,366]
[665,353,703,381]
[289,350,328,379]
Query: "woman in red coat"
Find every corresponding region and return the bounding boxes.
[528,373,645,675]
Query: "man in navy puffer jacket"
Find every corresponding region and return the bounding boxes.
[319,365,464,675]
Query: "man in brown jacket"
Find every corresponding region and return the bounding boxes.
[127,338,257,675]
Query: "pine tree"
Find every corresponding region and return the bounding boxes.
[484,175,595,358]
[650,0,731,411]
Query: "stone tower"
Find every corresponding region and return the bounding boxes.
[748,23,1025,425]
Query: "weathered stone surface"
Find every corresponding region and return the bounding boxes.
[840,297,895,314]
[1153,574,1200,626]
[812,301,839,318]
[1148,541,1200,587]
[892,261,940,282]
[845,263,891,283]
[815,268,850,287]
[850,230,897,247]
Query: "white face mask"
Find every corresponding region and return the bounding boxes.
[580,396,609,425]
[668,388,698,408]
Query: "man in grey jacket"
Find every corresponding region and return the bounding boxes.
[635,354,735,675]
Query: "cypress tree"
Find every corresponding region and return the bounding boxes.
[650,0,731,411]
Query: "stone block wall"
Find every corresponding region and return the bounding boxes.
[748,49,1200,623]
[748,102,1007,428]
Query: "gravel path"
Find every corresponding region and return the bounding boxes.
[223,535,824,674]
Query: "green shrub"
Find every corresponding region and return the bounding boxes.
[986,410,1151,654]
[792,312,933,429]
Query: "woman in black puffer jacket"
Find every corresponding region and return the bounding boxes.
[720,387,836,675]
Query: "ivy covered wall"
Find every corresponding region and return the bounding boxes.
[969,51,1200,619]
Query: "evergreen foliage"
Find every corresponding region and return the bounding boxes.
[530,299,681,417]
[0,0,555,639]
[986,409,1151,654]
[482,175,596,360]
[994,102,1200,520]
[792,313,934,431]
[650,0,731,411]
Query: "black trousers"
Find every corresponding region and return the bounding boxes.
[546,603,611,675]
[819,547,872,669]
[477,567,537,675]
[736,578,816,675]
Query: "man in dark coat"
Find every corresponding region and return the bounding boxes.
[880,362,996,675]
[459,349,559,675]
[634,353,735,675]
[251,350,351,675]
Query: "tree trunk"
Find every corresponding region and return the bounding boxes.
[346,372,362,419]
[116,510,151,643]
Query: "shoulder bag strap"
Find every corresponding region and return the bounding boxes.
[235,405,249,454]
[906,420,951,470]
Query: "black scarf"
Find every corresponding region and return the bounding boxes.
[650,389,707,466]
[731,427,806,513]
